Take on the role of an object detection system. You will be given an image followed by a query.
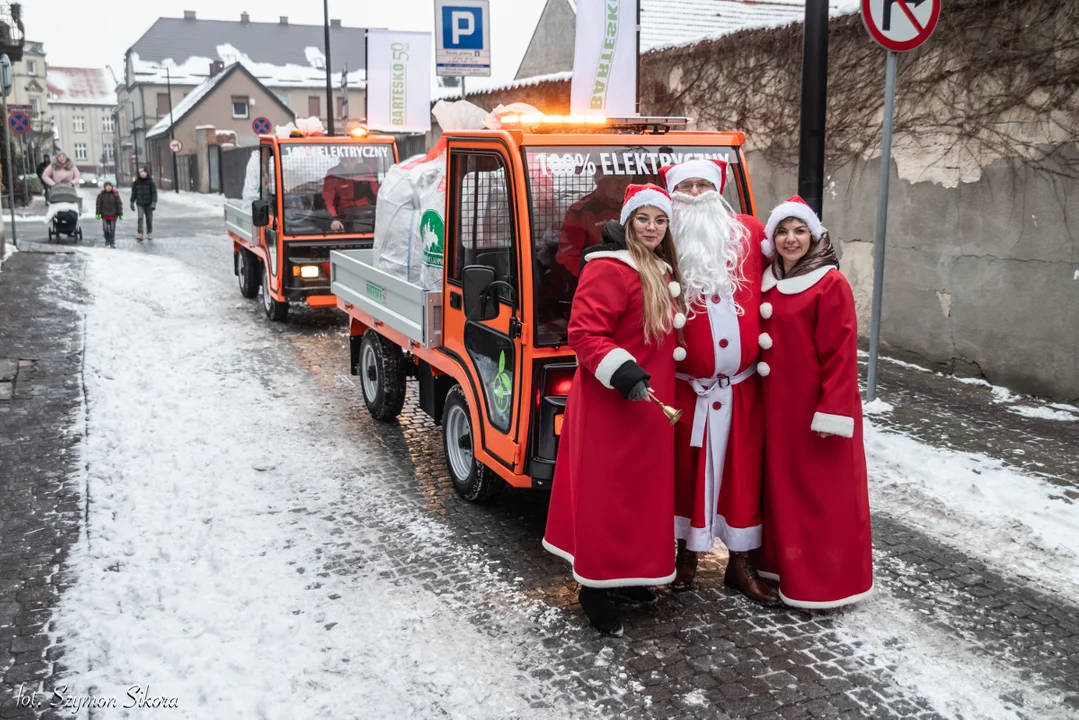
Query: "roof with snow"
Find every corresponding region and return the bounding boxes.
[47,67,118,106]
[127,14,367,90]
[433,71,573,102]
[146,63,292,139]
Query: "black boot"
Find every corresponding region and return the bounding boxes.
[579,586,623,636]
[611,586,657,604]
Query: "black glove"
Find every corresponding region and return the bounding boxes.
[151,204,156,211]
[627,380,650,402]
[610,359,650,400]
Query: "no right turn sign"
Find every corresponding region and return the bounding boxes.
[862,0,940,52]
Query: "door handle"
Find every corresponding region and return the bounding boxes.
[450,292,462,310]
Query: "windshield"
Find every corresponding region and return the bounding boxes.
[525,145,745,347]
[279,142,395,237]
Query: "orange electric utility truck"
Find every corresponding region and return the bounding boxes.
[330,116,758,502]
[225,130,399,321]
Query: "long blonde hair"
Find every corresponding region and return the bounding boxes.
[625,223,685,345]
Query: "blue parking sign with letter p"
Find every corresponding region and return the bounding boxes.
[442,6,483,49]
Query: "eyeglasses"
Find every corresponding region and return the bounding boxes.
[633,215,669,228]
[674,180,716,192]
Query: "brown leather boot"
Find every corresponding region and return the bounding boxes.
[724,551,781,606]
[670,539,698,592]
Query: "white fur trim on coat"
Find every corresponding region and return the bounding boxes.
[668,281,681,298]
[673,312,686,329]
[758,332,773,350]
[620,188,673,225]
[584,250,637,270]
[542,539,677,588]
[777,266,835,295]
[595,347,636,389]
[760,302,773,319]
[756,361,771,377]
[811,411,855,438]
[673,346,687,361]
[765,201,826,244]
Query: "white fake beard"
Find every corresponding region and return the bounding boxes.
[671,191,748,315]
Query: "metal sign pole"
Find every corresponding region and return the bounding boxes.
[1,88,17,249]
[167,67,179,193]
[866,49,898,401]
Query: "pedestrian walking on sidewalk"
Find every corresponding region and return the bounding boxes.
[543,184,688,637]
[95,182,124,248]
[36,153,51,201]
[755,196,874,610]
[131,168,157,241]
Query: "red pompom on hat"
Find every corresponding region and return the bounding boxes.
[620,183,673,226]
[762,195,826,258]
[659,159,729,195]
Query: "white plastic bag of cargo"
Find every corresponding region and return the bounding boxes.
[431,100,488,131]
[482,102,543,130]
[241,150,260,202]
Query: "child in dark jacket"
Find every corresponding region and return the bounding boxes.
[96,182,124,248]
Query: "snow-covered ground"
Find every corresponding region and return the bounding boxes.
[49,250,589,720]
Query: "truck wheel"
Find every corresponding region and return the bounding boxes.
[237,249,260,299]
[358,330,407,421]
[262,265,289,321]
[442,385,504,503]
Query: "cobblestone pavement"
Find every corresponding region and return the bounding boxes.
[1,231,1077,719]
[0,250,85,719]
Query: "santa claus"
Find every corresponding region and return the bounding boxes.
[660,159,779,606]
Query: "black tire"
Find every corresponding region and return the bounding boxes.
[441,385,504,503]
[357,329,407,421]
[262,265,289,322]
[237,249,260,299]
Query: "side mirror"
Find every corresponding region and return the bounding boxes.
[462,265,497,321]
[251,199,271,227]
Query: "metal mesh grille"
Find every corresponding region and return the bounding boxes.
[454,154,515,291]
[276,143,393,236]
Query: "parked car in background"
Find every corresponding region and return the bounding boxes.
[80,173,99,189]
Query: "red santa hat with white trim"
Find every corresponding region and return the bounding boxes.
[658,159,729,195]
[620,183,673,226]
[763,195,827,258]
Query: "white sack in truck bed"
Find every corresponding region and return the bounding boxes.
[372,100,491,290]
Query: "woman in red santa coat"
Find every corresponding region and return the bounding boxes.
[660,159,779,606]
[543,184,687,637]
[755,196,874,609]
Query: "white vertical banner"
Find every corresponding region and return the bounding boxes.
[366,30,433,133]
[570,0,638,116]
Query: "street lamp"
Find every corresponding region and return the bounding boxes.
[323,0,334,135]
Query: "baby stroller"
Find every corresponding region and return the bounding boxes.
[45,183,83,242]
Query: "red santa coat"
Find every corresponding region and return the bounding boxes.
[756,265,874,608]
[543,252,680,587]
[674,215,767,553]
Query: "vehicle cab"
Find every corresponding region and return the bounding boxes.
[335,115,758,501]
[227,128,399,321]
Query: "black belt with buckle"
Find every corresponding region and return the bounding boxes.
[717,374,731,388]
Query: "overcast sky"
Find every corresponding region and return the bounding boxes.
[24,0,550,85]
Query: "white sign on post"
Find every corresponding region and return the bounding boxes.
[434,0,491,77]
[366,30,433,134]
[570,0,638,117]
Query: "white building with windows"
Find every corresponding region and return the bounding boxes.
[47,67,118,178]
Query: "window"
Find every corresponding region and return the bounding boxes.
[73,116,85,133]
[336,96,346,119]
[27,60,37,76]
[157,93,170,118]
[448,151,516,298]
[231,95,250,119]
[29,97,40,117]
[278,142,394,236]
[308,96,320,117]
[74,143,88,161]
[103,116,115,133]
[278,93,290,108]
[105,145,115,161]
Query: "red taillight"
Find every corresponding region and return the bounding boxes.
[544,371,573,397]
[322,262,331,277]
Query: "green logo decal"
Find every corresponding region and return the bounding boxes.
[365,281,384,303]
[421,210,445,268]
[590,0,620,111]
[493,350,512,414]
